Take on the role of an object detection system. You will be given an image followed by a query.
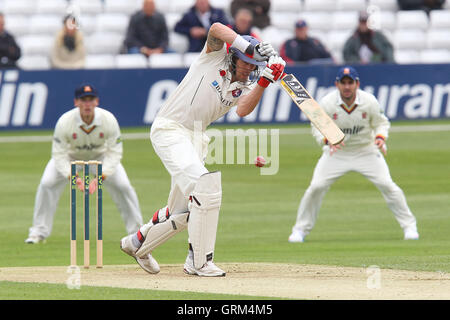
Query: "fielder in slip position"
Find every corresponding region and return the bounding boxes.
[120,22,286,277]
[25,84,143,244]
[288,66,419,243]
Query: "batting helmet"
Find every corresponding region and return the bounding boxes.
[228,35,265,84]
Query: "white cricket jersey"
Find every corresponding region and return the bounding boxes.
[156,43,256,131]
[313,89,390,150]
[52,107,123,177]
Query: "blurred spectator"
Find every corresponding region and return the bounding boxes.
[228,8,260,39]
[124,0,169,56]
[280,20,333,65]
[397,0,446,14]
[50,15,85,69]
[174,0,229,52]
[0,12,21,69]
[230,0,271,30]
[343,12,394,64]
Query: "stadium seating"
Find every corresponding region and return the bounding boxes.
[327,30,353,52]
[209,0,232,11]
[36,0,68,15]
[3,0,37,15]
[393,29,427,50]
[419,49,450,63]
[103,0,141,15]
[303,0,337,11]
[165,13,183,31]
[18,55,51,70]
[368,0,398,11]
[371,11,397,31]
[5,15,31,36]
[299,12,331,30]
[70,0,103,15]
[331,12,359,30]
[84,54,116,69]
[394,49,420,64]
[271,0,303,13]
[337,0,367,11]
[95,13,129,34]
[168,0,192,14]
[115,54,148,68]
[427,30,450,49]
[154,0,171,14]
[168,31,189,54]
[270,12,299,30]
[4,0,450,69]
[148,53,183,68]
[429,10,450,29]
[29,15,62,35]
[85,32,124,55]
[396,10,429,30]
[17,35,54,56]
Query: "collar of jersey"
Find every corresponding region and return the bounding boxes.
[336,90,361,114]
[75,107,102,129]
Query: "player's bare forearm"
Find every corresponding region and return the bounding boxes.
[206,23,238,53]
[236,85,265,117]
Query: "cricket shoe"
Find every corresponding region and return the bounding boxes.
[183,254,226,277]
[288,229,305,243]
[404,228,419,240]
[120,234,139,256]
[120,234,160,274]
[24,235,45,244]
[136,253,160,274]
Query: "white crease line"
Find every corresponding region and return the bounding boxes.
[1,124,450,143]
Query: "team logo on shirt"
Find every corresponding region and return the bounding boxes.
[232,89,242,97]
[342,125,364,135]
[72,133,77,139]
[333,113,338,120]
[99,132,104,138]
[211,80,233,107]
[362,112,367,119]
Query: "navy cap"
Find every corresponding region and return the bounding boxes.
[295,19,307,28]
[74,84,98,99]
[336,66,360,81]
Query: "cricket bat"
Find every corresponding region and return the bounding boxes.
[280,74,345,145]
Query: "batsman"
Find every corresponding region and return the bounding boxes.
[120,22,286,276]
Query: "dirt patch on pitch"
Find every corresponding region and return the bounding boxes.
[1,263,449,299]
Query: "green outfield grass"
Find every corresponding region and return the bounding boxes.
[1,120,449,299]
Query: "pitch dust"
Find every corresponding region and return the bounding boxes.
[1,263,449,300]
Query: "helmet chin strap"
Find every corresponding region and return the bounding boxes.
[229,56,238,82]
[228,55,260,85]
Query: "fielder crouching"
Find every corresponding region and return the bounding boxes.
[120,22,286,276]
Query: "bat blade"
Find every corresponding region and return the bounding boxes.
[280,74,345,145]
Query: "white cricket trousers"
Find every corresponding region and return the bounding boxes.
[28,159,143,238]
[292,145,417,235]
[149,117,209,216]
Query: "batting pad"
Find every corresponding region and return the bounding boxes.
[188,171,222,269]
[135,211,189,258]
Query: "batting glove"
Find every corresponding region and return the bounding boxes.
[257,55,286,88]
[244,44,267,62]
[256,41,277,58]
